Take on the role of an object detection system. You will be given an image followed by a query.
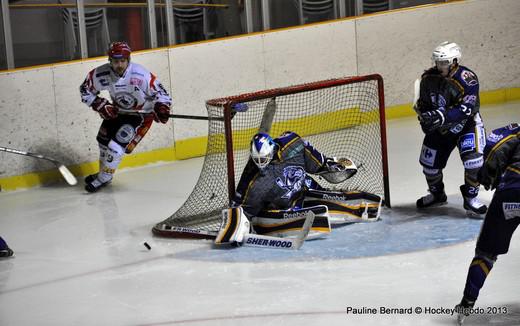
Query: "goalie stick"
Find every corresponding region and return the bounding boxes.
[153,211,315,250]
[258,97,277,134]
[0,146,77,186]
[242,211,315,250]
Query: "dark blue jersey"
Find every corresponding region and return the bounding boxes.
[422,65,480,132]
[481,123,520,191]
[233,131,329,217]
[448,65,480,120]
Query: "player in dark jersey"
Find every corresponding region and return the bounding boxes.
[454,123,520,324]
[415,42,487,217]
[215,131,382,245]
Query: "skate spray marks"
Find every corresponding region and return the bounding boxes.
[174,195,484,262]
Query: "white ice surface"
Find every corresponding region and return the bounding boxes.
[0,102,519,326]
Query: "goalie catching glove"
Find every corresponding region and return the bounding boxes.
[316,157,358,184]
[153,103,170,124]
[91,96,118,120]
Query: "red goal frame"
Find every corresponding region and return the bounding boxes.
[206,74,391,207]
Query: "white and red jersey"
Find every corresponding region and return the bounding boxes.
[80,62,172,113]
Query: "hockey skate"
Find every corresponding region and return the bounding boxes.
[462,196,487,218]
[416,190,447,208]
[85,175,111,193]
[0,247,14,258]
[454,298,474,325]
[84,174,97,184]
[460,185,487,217]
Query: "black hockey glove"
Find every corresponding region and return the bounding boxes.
[419,109,445,133]
[477,166,498,191]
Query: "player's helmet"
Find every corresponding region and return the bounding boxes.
[108,41,131,60]
[250,133,276,170]
[432,41,461,72]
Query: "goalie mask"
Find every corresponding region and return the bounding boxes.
[432,41,461,76]
[250,133,276,170]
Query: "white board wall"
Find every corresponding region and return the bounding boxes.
[356,0,520,107]
[0,0,518,177]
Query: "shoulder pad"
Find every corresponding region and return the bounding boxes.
[455,66,479,87]
[94,63,111,77]
[276,131,300,143]
[128,63,147,78]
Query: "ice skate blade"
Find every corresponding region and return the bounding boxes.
[457,313,466,325]
[466,210,485,219]
[329,216,380,224]
[417,201,448,209]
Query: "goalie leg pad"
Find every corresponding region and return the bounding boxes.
[304,189,382,224]
[215,207,251,245]
[252,205,331,239]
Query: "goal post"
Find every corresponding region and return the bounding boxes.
[153,74,390,238]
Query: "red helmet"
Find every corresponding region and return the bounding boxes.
[108,42,131,59]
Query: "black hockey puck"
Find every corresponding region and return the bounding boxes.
[143,242,151,250]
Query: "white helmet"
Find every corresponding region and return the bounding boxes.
[432,41,461,73]
[250,132,276,170]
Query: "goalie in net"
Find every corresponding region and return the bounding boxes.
[152,74,389,242]
[214,131,382,246]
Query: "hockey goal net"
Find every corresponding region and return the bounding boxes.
[153,74,390,238]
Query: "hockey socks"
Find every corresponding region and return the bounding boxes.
[463,255,494,303]
[85,141,124,193]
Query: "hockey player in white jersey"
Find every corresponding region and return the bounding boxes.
[80,42,172,192]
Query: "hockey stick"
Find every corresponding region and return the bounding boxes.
[413,78,421,114]
[242,211,315,250]
[258,97,277,134]
[118,109,223,121]
[0,146,77,186]
[152,225,218,239]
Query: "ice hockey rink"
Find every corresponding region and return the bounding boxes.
[0,101,519,326]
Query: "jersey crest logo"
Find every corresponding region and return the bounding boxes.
[461,70,478,86]
[115,92,137,109]
[276,166,306,199]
